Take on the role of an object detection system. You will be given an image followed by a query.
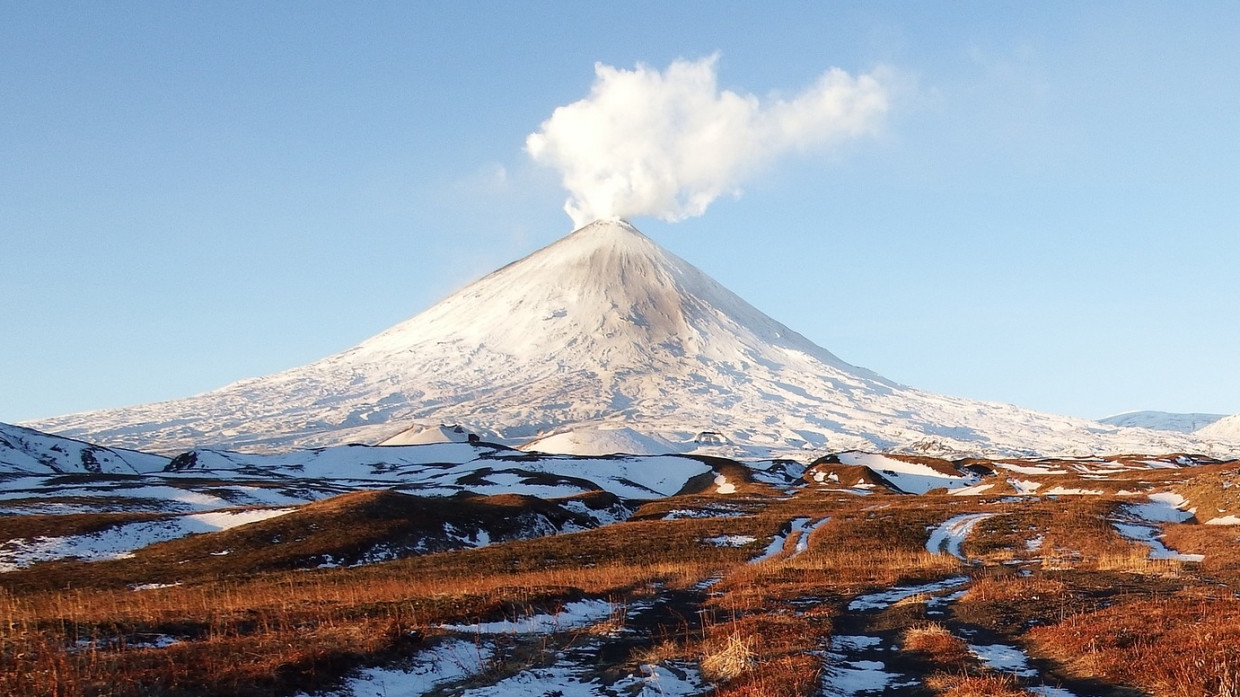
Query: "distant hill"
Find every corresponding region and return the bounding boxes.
[1099,411,1226,434]
[1197,413,1240,443]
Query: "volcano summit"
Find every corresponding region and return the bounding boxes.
[27,220,1219,458]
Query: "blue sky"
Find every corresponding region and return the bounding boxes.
[3,2,1238,423]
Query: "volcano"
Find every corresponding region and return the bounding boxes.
[26,219,1220,458]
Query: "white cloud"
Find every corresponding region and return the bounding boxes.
[526,54,892,227]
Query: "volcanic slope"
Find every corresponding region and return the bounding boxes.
[26,219,1221,458]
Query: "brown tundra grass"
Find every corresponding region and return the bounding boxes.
[902,622,972,669]
[1029,591,1240,697]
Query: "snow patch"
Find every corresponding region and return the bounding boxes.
[750,517,820,563]
[836,452,976,494]
[439,599,614,635]
[704,535,756,548]
[1044,486,1104,496]
[1126,492,1195,523]
[318,639,494,696]
[847,577,970,612]
[949,483,995,496]
[968,642,1038,677]
[1111,522,1204,562]
[925,513,995,560]
[1009,479,1043,495]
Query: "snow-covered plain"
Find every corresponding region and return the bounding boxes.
[24,220,1236,460]
[0,440,713,508]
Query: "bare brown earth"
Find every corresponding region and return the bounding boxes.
[3,454,1239,696]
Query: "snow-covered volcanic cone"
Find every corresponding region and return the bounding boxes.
[26,220,1226,458]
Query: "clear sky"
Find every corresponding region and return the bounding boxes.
[3,2,1238,424]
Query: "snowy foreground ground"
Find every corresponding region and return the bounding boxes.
[3,429,1240,696]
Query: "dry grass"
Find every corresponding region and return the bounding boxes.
[1029,591,1240,697]
[0,510,744,697]
[701,632,755,682]
[927,673,1030,697]
[902,622,972,668]
[1093,548,1186,575]
[8,460,1240,696]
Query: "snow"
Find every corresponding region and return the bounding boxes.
[847,577,970,611]
[1206,515,1240,525]
[995,462,1068,475]
[1029,688,1081,697]
[0,507,293,571]
[925,513,995,560]
[750,517,814,563]
[187,508,295,529]
[704,535,756,547]
[1194,413,1240,442]
[101,442,713,503]
[439,599,614,634]
[1009,479,1043,494]
[831,635,884,651]
[131,582,180,591]
[378,423,473,446]
[713,474,736,494]
[1109,492,1202,561]
[821,658,902,696]
[521,427,680,457]
[794,518,831,555]
[1127,493,1195,523]
[1111,522,1204,562]
[561,499,631,526]
[1044,486,1104,496]
[24,220,1236,460]
[949,483,995,496]
[319,639,494,696]
[512,456,710,499]
[836,452,976,494]
[175,442,494,478]
[821,632,916,696]
[455,661,703,696]
[0,422,169,475]
[968,642,1038,677]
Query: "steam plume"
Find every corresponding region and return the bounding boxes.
[526,54,891,227]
